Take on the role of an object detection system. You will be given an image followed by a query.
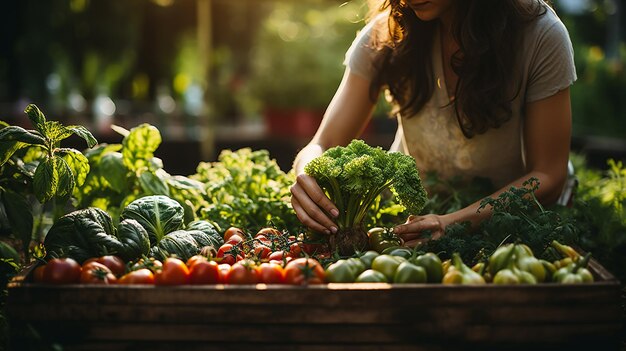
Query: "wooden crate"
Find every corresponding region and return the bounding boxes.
[6,259,622,351]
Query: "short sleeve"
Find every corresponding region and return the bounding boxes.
[525,19,577,102]
[343,19,378,80]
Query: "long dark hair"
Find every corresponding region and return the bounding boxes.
[368,0,548,138]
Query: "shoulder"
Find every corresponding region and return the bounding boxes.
[525,1,572,48]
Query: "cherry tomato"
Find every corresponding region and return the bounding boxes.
[155,257,190,286]
[256,227,281,238]
[253,243,272,260]
[119,268,155,285]
[284,258,325,285]
[226,260,260,285]
[217,244,243,265]
[80,262,117,284]
[43,258,81,284]
[83,255,125,277]
[224,227,245,242]
[258,262,285,284]
[189,260,220,284]
[289,242,302,257]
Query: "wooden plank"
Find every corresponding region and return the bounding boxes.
[8,302,621,324]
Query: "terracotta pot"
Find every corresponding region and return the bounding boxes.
[264,108,324,138]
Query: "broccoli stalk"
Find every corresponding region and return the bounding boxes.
[304,140,428,255]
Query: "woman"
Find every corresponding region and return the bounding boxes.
[290,0,576,247]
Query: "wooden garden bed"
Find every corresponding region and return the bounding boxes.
[6,259,622,351]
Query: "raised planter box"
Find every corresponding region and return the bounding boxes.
[6,259,622,351]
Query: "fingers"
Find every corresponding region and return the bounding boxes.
[393,215,445,246]
[296,174,339,217]
[290,175,338,234]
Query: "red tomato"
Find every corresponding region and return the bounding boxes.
[217,263,231,283]
[119,268,155,285]
[83,255,125,277]
[253,244,272,260]
[256,227,281,238]
[189,260,220,284]
[289,242,302,257]
[226,234,243,245]
[80,262,117,284]
[131,257,163,273]
[217,244,243,265]
[186,254,208,267]
[33,265,46,283]
[155,257,190,286]
[226,260,260,285]
[283,258,325,285]
[268,251,290,261]
[224,227,245,242]
[43,258,81,284]
[258,262,285,284]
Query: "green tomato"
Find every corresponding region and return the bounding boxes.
[393,262,427,284]
[387,248,412,259]
[355,269,388,283]
[346,257,367,276]
[411,252,444,283]
[371,255,401,282]
[368,227,401,253]
[359,250,379,269]
[325,259,357,283]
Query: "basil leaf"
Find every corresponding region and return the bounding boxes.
[57,148,90,187]
[55,155,76,201]
[138,171,170,196]
[100,152,128,193]
[33,157,58,203]
[122,124,161,171]
[23,104,47,135]
[67,125,97,148]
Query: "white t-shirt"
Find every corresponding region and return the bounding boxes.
[344,3,577,188]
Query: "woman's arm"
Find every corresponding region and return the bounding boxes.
[394,88,572,246]
[290,68,378,234]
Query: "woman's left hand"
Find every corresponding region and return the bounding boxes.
[393,214,450,247]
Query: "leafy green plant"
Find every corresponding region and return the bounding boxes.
[423,178,580,265]
[192,148,298,233]
[76,123,208,224]
[305,139,428,255]
[0,104,96,255]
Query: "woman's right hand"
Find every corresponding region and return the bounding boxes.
[290,174,339,235]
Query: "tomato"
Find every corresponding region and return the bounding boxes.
[371,255,402,282]
[83,255,125,277]
[283,258,325,285]
[325,259,358,283]
[131,257,163,273]
[43,258,81,284]
[356,269,388,283]
[257,262,285,284]
[368,227,402,253]
[226,260,260,285]
[253,243,272,260]
[268,250,289,261]
[224,227,245,242]
[217,263,231,283]
[80,262,117,284]
[359,250,380,269]
[288,242,302,257]
[393,262,427,284]
[186,254,208,267]
[256,227,281,238]
[217,243,244,265]
[411,252,444,283]
[33,265,46,283]
[226,234,244,246]
[189,260,220,284]
[119,268,155,284]
[155,257,190,286]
